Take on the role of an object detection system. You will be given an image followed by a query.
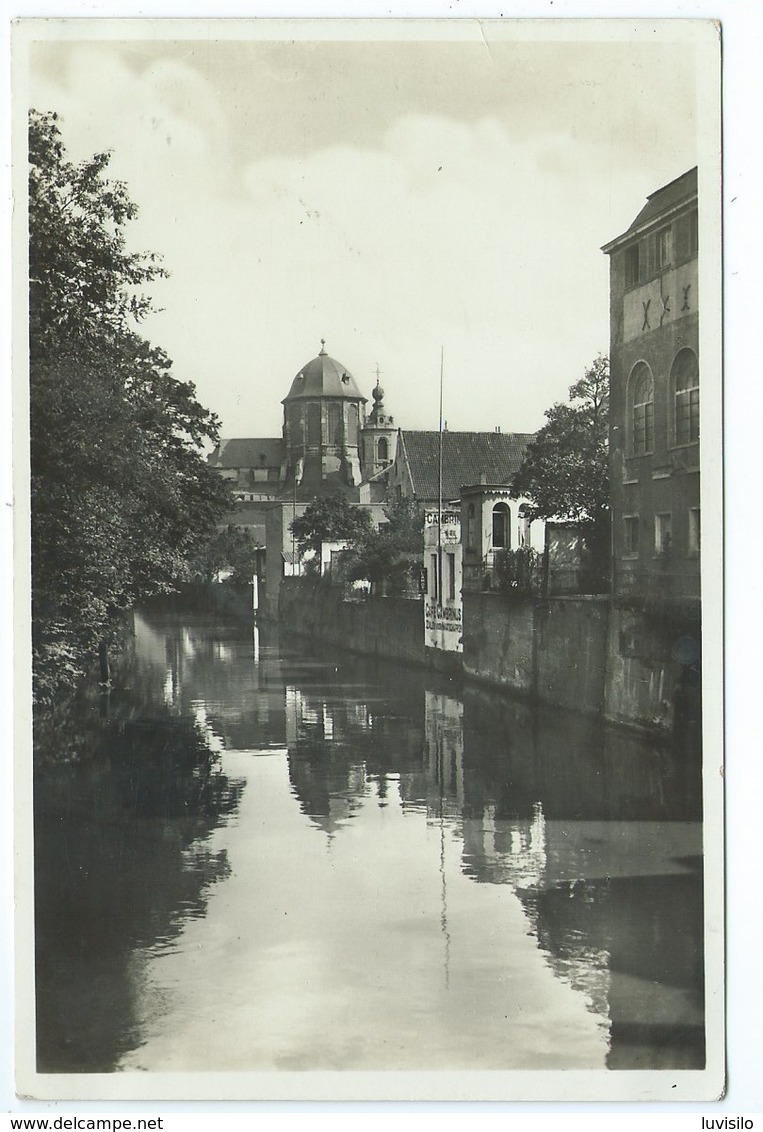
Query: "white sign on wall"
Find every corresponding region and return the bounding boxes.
[423,512,463,653]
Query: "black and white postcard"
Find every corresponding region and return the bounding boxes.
[9,14,732,1107]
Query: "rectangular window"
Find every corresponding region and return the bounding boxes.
[675,387,700,446]
[430,553,438,600]
[655,226,672,269]
[633,401,654,456]
[446,552,456,601]
[654,513,673,558]
[688,508,701,556]
[625,242,644,287]
[623,515,639,557]
[689,208,699,254]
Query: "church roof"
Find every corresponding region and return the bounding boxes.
[207,438,284,469]
[398,430,535,501]
[283,342,367,403]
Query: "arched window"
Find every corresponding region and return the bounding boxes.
[347,404,359,445]
[672,349,699,446]
[492,503,510,550]
[630,363,654,456]
[307,402,321,446]
[466,503,476,550]
[518,503,532,547]
[327,403,342,445]
[377,437,389,463]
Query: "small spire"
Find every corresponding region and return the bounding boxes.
[319,338,327,355]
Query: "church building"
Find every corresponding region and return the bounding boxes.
[207,341,394,503]
[207,342,393,617]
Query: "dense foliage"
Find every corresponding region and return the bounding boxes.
[512,354,610,573]
[189,525,263,585]
[29,110,232,703]
[346,497,424,594]
[289,493,374,568]
[492,547,544,596]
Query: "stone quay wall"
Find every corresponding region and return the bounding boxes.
[278,578,426,666]
[277,578,700,734]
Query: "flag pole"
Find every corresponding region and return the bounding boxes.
[438,346,444,607]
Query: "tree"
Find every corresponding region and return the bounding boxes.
[512,354,610,576]
[29,110,232,703]
[289,493,374,569]
[346,497,424,594]
[190,525,263,585]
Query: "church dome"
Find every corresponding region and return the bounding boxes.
[282,340,367,403]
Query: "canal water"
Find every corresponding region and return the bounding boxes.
[34,610,705,1075]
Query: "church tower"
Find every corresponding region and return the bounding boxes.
[281,341,367,491]
[360,371,397,481]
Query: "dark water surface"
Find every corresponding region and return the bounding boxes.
[34,611,704,1073]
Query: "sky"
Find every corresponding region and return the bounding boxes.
[24,21,710,441]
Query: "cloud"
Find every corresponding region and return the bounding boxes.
[28,37,701,439]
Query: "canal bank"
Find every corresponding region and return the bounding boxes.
[277,577,701,736]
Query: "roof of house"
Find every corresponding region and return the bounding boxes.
[628,167,697,232]
[397,430,535,501]
[602,167,697,252]
[208,438,284,469]
[282,342,367,403]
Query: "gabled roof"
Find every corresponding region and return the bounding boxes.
[208,438,284,469]
[398,430,535,501]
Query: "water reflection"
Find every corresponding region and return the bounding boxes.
[35,680,245,1071]
[34,611,704,1072]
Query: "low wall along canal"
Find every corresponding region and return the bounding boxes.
[278,578,702,736]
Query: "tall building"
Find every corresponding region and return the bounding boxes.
[602,168,699,602]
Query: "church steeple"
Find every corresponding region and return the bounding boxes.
[360,365,397,479]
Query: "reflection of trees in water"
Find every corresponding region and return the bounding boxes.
[34,697,245,1072]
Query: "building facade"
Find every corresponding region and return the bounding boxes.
[602,168,700,602]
